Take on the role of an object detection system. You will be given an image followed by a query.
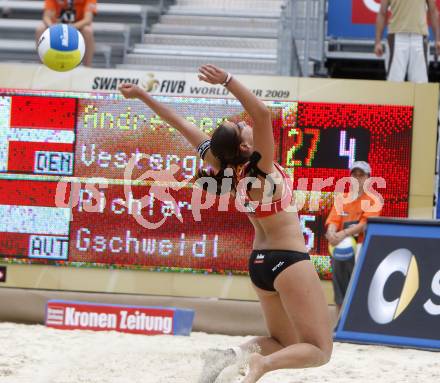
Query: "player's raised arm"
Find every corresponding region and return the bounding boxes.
[198,64,274,174]
[119,83,220,171]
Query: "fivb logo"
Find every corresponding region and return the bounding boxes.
[367,248,440,325]
[367,249,419,325]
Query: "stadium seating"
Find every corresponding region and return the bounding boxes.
[167,0,282,18]
[119,0,283,74]
[0,18,129,65]
[0,38,112,67]
[0,0,163,67]
[0,0,326,76]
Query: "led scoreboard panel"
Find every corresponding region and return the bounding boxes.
[0,90,413,279]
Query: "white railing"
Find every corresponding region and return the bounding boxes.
[278,0,326,76]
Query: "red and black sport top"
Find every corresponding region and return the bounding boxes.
[236,152,294,218]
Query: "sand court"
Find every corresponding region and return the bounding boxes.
[0,322,438,383]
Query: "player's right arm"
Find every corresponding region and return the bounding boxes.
[119,83,221,172]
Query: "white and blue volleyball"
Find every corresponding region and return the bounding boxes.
[329,236,357,261]
[37,24,85,72]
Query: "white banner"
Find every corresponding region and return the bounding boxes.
[0,63,297,100]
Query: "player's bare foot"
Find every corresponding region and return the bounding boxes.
[243,353,266,383]
[197,348,238,383]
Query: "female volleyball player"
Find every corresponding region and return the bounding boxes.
[119,64,332,383]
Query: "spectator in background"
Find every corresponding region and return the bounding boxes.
[375,0,440,83]
[35,0,97,67]
[325,161,382,317]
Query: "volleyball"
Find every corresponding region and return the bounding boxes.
[329,236,357,261]
[37,24,85,72]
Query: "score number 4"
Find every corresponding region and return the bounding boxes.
[339,130,356,169]
[286,128,320,167]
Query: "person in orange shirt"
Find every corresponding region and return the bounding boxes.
[325,161,382,316]
[35,0,97,67]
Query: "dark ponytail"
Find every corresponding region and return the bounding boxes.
[194,123,247,195]
[195,164,238,195]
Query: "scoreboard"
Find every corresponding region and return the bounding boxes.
[0,89,413,279]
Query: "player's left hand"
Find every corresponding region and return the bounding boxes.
[119,83,143,99]
[198,64,228,85]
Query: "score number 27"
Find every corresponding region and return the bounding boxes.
[286,128,320,167]
[286,128,356,168]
